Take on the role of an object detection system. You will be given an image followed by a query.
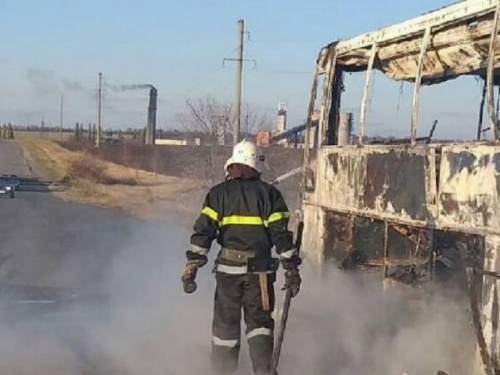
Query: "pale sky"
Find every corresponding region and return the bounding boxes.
[1,0,482,140]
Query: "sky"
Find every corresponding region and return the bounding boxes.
[0,0,484,139]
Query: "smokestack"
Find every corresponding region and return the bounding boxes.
[146,86,157,145]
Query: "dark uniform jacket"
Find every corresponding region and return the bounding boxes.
[190,177,296,270]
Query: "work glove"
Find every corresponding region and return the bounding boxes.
[281,255,302,298]
[181,251,208,294]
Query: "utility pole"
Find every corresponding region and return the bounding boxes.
[97,72,102,147]
[234,19,244,145]
[59,94,64,141]
[222,19,255,145]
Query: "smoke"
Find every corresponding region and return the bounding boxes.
[26,69,89,96]
[0,213,475,375]
[62,79,85,92]
[105,83,154,92]
[283,266,473,375]
[26,69,59,96]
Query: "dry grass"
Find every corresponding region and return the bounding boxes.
[68,157,138,186]
[18,139,204,222]
[18,138,69,180]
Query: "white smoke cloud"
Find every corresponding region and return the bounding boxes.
[0,217,475,375]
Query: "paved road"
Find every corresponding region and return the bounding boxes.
[0,140,216,374]
[0,140,32,177]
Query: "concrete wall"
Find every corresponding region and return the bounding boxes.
[155,139,188,146]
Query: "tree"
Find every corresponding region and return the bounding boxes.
[178,96,271,141]
[177,95,272,184]
[7,123,14,139]
[177,96,233,183]
[75,123,80,141]
[241,103,272,136]
[178,96,232,143]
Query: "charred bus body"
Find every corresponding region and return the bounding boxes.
[301,1,500,373]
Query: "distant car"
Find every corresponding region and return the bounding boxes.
[1,174,20,191]
[0,178,15,198]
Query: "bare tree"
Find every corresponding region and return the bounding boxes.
[178,96,232,142]
[178,95,274,184]
[177,96,232,184]
[179,96,272,141]
[241,103,272,135]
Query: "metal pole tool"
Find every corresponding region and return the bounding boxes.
[271,221,304,375]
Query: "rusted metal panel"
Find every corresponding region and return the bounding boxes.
[320,148,364,210]
[310,144,500,235]
[439,145,500,233]
[316,145,437,225]
[361,150,431,220]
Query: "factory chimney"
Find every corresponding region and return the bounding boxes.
[146,86,157,145]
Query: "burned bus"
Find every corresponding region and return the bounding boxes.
[300,1,500,373]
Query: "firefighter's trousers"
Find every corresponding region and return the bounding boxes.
[211,271,275,375]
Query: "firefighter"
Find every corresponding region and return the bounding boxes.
[181,139,302,375]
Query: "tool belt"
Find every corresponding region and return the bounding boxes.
[220,248,255,263]
[219,248,277,312]
[219,248,279,273]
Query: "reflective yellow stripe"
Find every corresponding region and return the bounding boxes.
[218,212,291,227]
[201,206,219,222]
[266,212,290,225]
[222,216,265,226]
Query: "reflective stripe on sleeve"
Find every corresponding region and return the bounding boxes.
[212,336,240,348]
[190,244,209,256]
[247,328,273,340]
[266,212,290,225]
[279,248,297,259]
[218,212,290,227]
[201,206,219,222]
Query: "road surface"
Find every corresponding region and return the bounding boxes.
[0,140,468,375]
[0,140,214,375]
[0,140,32,177]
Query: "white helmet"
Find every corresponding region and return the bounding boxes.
[224,157,233,177]
[226,139,265,174]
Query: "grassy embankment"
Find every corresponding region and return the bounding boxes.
[18,138,204,222]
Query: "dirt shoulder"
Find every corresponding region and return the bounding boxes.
[59,141,304,215]
[18,139,205,222]
[18,139,304,225]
